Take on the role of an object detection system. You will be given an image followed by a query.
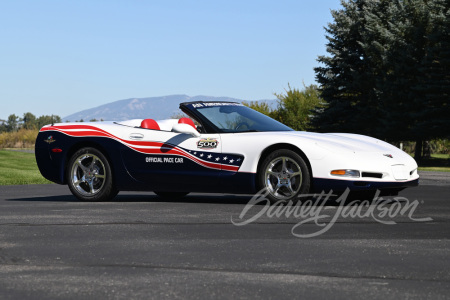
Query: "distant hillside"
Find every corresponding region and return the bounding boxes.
[63,95,277,122]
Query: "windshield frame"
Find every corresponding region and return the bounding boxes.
[180,101,293,134]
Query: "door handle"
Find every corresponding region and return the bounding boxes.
[129,133,144,140]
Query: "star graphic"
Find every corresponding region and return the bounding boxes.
[223,156,228,160]
[215,157,220,161]
[194,152,197,155]
[229,159,234,163]
[200,153,204,157]
[237,158,241,162]
[207,154,212,159]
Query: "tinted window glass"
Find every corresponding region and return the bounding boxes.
[192,104,293,133]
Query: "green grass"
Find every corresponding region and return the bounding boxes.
[417,153,450,172]
[0,150,51,185]
[427,154,450,159]
[419,167,450,172]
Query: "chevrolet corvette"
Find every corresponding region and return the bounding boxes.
[35,101,419,202]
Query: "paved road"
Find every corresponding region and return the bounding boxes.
[0,173,449,299]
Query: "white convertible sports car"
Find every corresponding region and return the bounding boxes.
[35,101,419,202]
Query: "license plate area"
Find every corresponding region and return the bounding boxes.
[391,165,408,180]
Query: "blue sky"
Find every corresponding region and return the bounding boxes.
[0,0,342,121]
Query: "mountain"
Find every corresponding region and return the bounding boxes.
[62,95,277,122]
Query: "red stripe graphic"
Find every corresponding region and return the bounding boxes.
[42,125,240,172]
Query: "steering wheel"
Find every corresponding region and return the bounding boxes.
[235,122,250,131]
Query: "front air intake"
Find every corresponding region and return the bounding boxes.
[361,172,383,179]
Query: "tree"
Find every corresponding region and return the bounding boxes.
[6,114,19,132]
[170,112,190,119]
[314,0,379,135]
[314,0,448,159]
[274,84,323,131]
[0,120,7,133]
[36,115,62,128]
[243,85,322,131]
[22,112,37,130]
[415,0,450,140]
[242,101,275,117]
[372,0,435,159]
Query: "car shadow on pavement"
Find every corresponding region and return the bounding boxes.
[6,193,400,206]
[5,193,255,204]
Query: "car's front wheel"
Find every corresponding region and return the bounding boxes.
[258,149,310,203]
[67,147,118,201]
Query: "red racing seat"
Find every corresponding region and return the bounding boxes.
[140,119,160,130]
[178,117,196,129]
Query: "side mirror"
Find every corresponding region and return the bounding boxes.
[172,123,201,137]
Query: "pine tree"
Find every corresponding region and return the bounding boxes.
[314,0,382,136]
[377,0,433,153]
[314,0,448,159]
[415,0,450,140]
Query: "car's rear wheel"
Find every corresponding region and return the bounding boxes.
[67,147,118,201]
[258,149,310,203]
[154,191,189,199]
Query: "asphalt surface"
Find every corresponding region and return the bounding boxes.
[0,172,449,299]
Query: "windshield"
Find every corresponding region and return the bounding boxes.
[185,102,293,133]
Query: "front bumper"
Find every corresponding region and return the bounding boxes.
[312,177,419,193]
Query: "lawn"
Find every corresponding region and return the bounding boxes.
[0,150,51,185]
[417,153,450,172]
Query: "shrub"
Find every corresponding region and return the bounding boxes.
[0,129,39,149]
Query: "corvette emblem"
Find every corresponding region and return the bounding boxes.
[383,154,393,158]
[44,136,56,144]
[197,137,218,149]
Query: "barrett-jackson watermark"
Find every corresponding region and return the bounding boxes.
[231,188,432,238]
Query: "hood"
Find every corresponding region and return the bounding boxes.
[268,131,402,154]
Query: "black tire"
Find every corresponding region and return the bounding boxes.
[154,191,189,199]
[258,149,310,203]
[67,147,118,201]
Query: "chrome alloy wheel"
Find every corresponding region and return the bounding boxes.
[70,153,106,196]
[264,156,303,200]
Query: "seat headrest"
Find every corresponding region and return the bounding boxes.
[141,119,160,130]
[178,117,196,129]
